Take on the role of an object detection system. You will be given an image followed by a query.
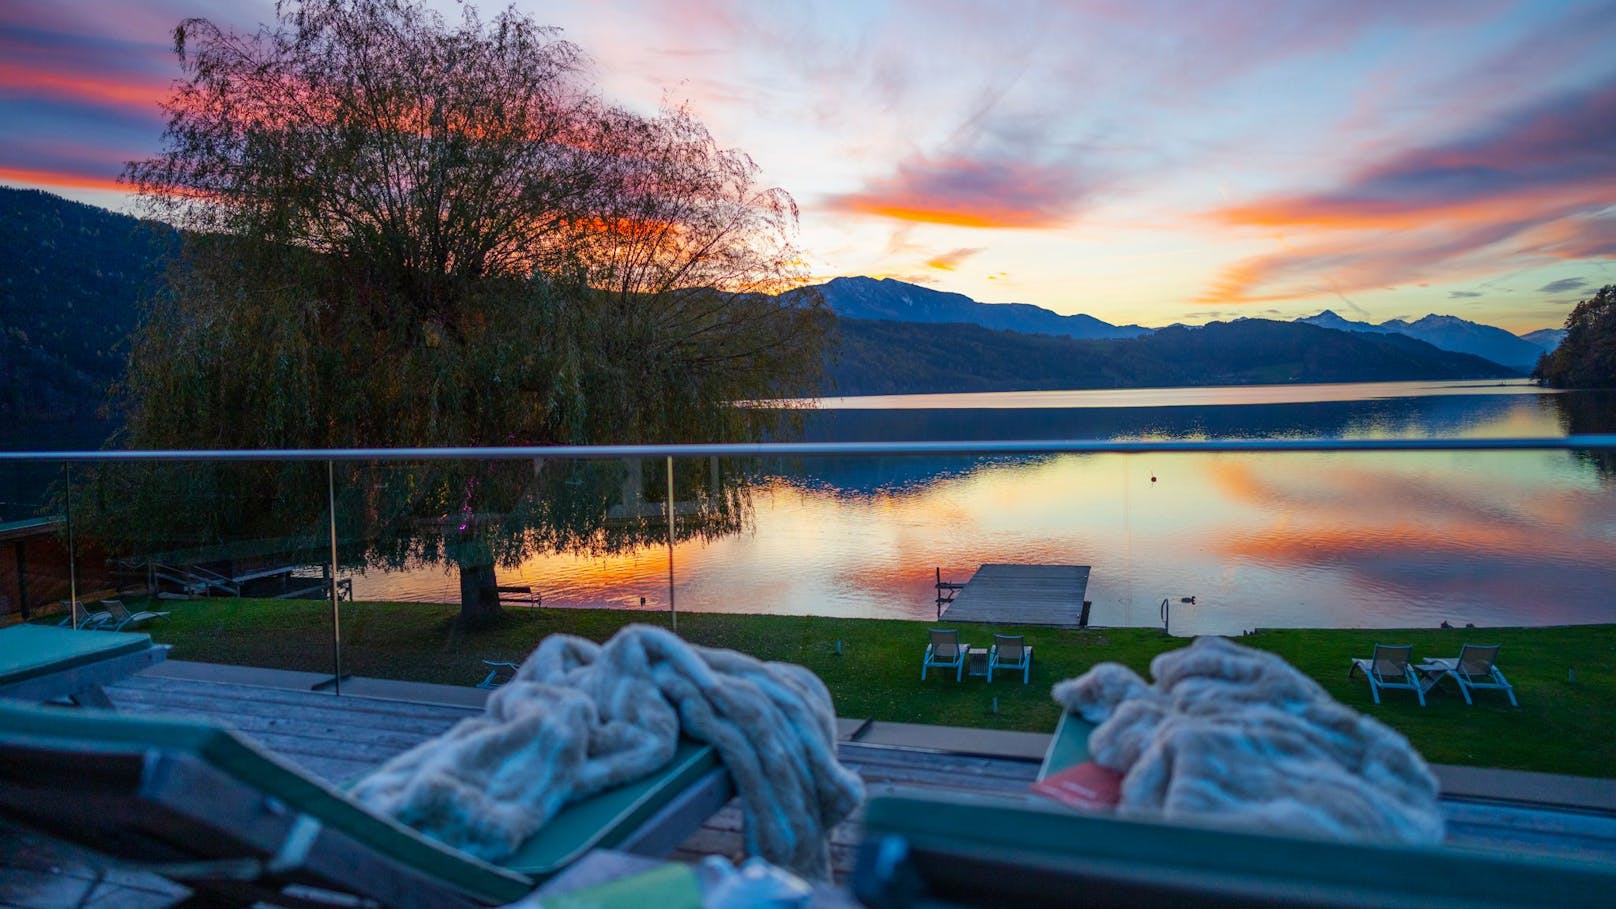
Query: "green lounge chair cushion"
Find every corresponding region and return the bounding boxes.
[0,625,152,687]
[0,701,721,904]
[502,738,720,875]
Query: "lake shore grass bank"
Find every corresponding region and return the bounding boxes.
[114,598,1614,778]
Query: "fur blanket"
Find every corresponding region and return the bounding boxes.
[1052,636,1443,844]
[349,624,864,880]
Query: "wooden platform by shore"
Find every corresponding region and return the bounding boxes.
[939,563,1091,629]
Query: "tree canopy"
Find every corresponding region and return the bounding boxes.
[1534,284,1616,389]
[106,0,828,623]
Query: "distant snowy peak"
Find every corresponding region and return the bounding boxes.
[1298,310,1396,334]
[800,276,1152,341]
[1519,328,1567,351]
[1296,309,1542,373]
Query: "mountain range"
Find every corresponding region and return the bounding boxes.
[794,276,1559,373]
[1297,310,1548,373]
[827,317,1514,396]
[793,276,1151,340]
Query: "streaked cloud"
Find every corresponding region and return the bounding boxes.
[925,247,983,272]
[1199,217,1546,305]
[1448,291,1482,298]
[1538,277,1588,294]
[1519,215,1616,261]
[1201,79,1616,305]
[1214,81,1616,230]
[0,166,128,193]
[0,3,208,194]
[824,153,1092,229]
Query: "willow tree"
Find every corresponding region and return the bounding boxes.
[114,0,827,625]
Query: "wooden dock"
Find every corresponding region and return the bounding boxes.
[939,563,1091,628]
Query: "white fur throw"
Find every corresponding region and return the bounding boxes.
[1051,636,1444,844]
[349,624,864,880]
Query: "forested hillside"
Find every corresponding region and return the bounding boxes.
[825,318,1519,395]
[0,187,177,427]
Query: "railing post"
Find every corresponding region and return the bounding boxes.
[327,460,342,695]
[666,455,677,633]
[64,463,78,629]
[1161,597,1170,636]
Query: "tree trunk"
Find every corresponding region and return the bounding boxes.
[458,562,503,628]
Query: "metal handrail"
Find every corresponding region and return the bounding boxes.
[4,435,1616,463]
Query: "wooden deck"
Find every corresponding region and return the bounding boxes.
[0,674,1051,907]
[940,563,1091,628]
[3,672,1615,907]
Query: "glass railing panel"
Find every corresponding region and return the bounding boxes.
[0,460,72,625]
[51,457,338,674]
[332,455,692,688]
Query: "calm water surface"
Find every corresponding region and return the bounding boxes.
[356,380,1616,635]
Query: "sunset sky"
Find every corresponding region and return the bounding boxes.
[4,0,1613,332]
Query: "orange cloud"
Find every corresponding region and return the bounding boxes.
[850,205,1028,229]
[925,247,983,271]
[1196,209,1590,306]
[0,166,127,193]
[825,154,1091,229]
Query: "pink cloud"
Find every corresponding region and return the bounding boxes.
[0,60,170,119]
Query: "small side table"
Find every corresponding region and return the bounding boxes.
[966,647,991,678]
[1414,660,1451,694]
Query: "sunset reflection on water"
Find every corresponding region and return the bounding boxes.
[354,381,1616,634]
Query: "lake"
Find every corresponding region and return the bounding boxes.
[352,379,1616,635]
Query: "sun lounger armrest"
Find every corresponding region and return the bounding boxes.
[1036,711,1096,781]
[0,701,534,906]
[854,788,1616,909]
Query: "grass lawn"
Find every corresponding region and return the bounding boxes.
[110,597,1615,778]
